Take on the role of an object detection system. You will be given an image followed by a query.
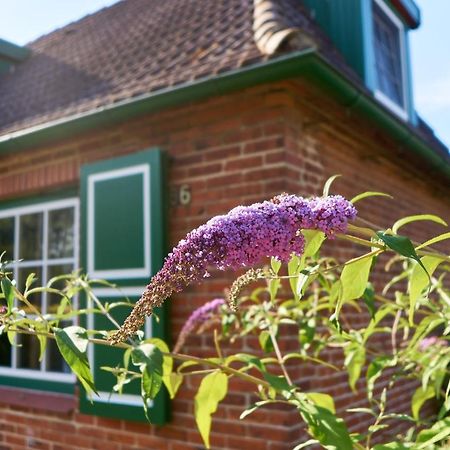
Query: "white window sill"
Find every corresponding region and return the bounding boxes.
[374,89,409,122]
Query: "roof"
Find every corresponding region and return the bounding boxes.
[0,0,354,137]
[0,0,447,168]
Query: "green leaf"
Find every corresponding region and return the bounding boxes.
[263,373,291,392]
[305,392,336,413]
[322,174,341,197]
[350,191,393,204]
[415,232,450,251]
[296,266,318,299]
[337,256,373,316]
[372,444,412,449]
[1,278,14,314]
[409,256,442,325]
[297,398,353,449]
[195,371,228,449]
[362,306,392,344]
[55,326,97,396]
[288,255,301,301]
[165,373,183,399]
[292,439,320,450]
[362,284,376,319]
[35,322,48,362]
[299,318,315,347]
[25,273,37,291]
[346,407,377,416]
[416,417,450,447]
[268,278,281,303]
[392,214,447,235]
[132,343,163,402]
[301,230,326,258]
[240,400,274,420]
[259,330,274,353]
[270,257,281,275]
[367,357,395,402]
[344,343,365,392]
[376,232,427,275]
[411,385,435,420]
[145,338,174,397]
[407,314,444,351]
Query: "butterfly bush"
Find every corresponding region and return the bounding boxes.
[110,194,357,343]
[173,298,225,352]
[419,336,449,351]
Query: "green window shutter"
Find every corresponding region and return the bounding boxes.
[79,148,168,424]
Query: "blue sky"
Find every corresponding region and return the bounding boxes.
[1,0,449,147]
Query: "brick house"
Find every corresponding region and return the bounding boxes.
[0,0,449,449]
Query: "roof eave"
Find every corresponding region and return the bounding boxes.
[391,0,421,29]
[0,38,30,62]
[0,48,447,179]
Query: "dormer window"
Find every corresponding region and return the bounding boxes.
[0,39,30,75]
[302,0,420,123]
[372,0,408,120]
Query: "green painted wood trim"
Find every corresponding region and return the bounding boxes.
[0,48,447,179]
[0,38,30,62]
[79,148,169,424]
[0,375,74,394]
[0,188,78,210]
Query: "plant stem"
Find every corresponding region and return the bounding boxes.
[172,351,270,389]
[269,329,293,386]
[6,326,270,390]
[13,286,48,325]
[214,329,223,360]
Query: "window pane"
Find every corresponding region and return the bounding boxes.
[46,321,71,373]
[48,208,75,259]
[17,334,40,370]
[0,334,12,367]
[47,264,74,314]
[19,213,43,260]
[0,217,14,261]
[373,1,404,107]
[18,266,43,312]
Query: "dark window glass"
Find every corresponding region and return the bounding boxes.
[47,264,73,313]
[48,208,75,259]
[0,202,76,376]
[17,334,40,370]
[19,213,43,260]
[0,217,14,261]
[0,334,11,367]
[373,1,404,107]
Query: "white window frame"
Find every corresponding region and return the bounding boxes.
[87,164,151,280]
[0,197,79,383]
[372,0,409,121]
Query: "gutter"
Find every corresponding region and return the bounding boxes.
[0,48,448,179]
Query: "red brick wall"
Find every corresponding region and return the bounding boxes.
[0,81,448,449]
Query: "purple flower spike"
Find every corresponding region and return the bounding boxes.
[174,298,225,352]
[110,194,357,343]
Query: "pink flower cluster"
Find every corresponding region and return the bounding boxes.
[174,298,225,352]
[419,336,448,351]
[111,194,357,343]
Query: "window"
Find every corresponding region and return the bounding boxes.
[372,0,408,120]
[0,148,168,422]
[0,198,79,383]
